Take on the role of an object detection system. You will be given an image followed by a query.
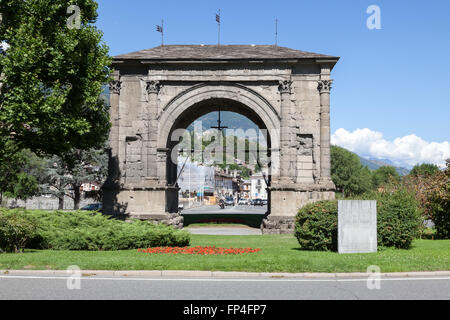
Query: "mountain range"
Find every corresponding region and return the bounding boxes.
[190,112,411,175]
[358,156,410,176]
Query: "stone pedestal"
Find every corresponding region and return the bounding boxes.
[261,216,296,234]
[104,187,184,229]
[262,187,335,234]
[117,189,167,217]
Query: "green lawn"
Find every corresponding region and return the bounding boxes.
[0,235,449,273]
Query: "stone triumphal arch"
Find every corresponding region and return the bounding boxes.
[104,45,339,233]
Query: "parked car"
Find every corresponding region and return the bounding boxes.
[80,203,103,211]
[224,197,235,206]
[262,199,268,206]
[253,199,264,206]
[238,198,249,205]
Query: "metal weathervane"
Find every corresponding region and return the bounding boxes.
[216,9,221,46]
[275,18,278,47]
[156,20,164,46]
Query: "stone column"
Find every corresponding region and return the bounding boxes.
[278,80,293,184]
[317,78,334,187]
[146,80,160,179]
[108,78,121,182]
[156,147,168,186]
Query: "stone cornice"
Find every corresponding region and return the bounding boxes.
[269,182,336,192]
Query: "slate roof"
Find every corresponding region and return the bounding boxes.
[113,45,338,61]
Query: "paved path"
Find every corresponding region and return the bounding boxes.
[0,272,449,300]
[182,204,267,215]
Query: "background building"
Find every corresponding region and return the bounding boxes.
[177,158,215,208]
[250,171,268,200]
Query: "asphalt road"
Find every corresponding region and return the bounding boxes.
[182,204,267,215]
[0,275,449,300]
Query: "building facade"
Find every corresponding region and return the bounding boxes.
[250,172,268,200]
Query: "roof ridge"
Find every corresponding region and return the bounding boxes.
[113,45,339,61]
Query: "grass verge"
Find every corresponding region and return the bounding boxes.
[0,235,448,273]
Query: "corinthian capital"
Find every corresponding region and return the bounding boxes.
[278,80,292,94]
[146,80,161,94]
[109,80,122,94]
[317,79,333,93]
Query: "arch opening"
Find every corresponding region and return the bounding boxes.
[164,97,273,220]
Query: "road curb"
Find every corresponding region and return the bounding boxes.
[1,270,450,279]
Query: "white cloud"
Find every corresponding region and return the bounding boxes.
[331,128,450,168]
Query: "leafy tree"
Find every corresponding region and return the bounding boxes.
[0,137,38,204]
[331,145,372,197]
[217,163,252,179]
[426,160,449,238]
[372,166,400,189]
[409,163,441,177]
[0,0,111,155]
[403,159,449,238]
[39,147,108,209]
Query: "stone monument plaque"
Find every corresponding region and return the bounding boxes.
[338,200,377,254]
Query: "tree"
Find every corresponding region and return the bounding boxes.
[409,163,441,177]
[426,160,449,238]
[39,147,108,209]
[331,145,372,197]
[403,159,449,238]
[0,137,38,205]
[372,166,400,189]
[0,0,111,155]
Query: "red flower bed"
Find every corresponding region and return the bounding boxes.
[137,246,261,255]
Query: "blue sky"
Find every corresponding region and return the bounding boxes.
[95,0,450,167]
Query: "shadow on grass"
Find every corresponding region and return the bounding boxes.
[0,249,42,254]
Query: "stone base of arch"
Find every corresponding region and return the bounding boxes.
[104,186,334,234]
[103,186,184,229]
[262,188,335,234]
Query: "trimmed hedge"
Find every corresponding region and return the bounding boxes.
[0,209,190,252]
[294,201,338,251]
[295,188,422,251]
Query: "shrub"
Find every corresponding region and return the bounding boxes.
[402,160,449,238]
[295,201,338,251]
[370,188,422,248]
[0,211,38,253]
[0,209,190,251]
[295,187,422,251]
[427,180,450,239]
[425,162,449,239]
